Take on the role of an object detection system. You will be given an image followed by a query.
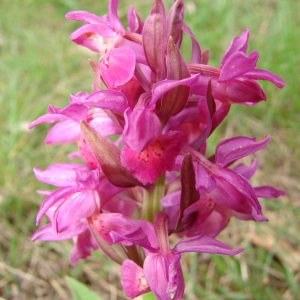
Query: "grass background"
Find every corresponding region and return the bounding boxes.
[0,0,299,299]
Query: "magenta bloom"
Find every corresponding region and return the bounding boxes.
[32,207,98,265]
[34,163,101,232]
[66,0,142,88]
[190,29,284,105]
[120,212,242,299]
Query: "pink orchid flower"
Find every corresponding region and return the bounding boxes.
[120,212,243,299]
[190,29,284,105]
[31,207,98,266]
[66,0,146,88]
[34,163,101,233]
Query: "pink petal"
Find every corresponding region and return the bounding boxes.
[211,168,263,220]
[66,11,107,24]
[123,107,161,153]
[144,253,184,300]
[215,136,270,167]
[31,221,88,242]
[121,131,184,185]
[184,204,231,238]
[33,163,88,187]
[219,50,259,82]
[174,235,243,255]
[182,195,215,233]
[70,228,98,265]
[70,24,116,52]
[214,78,266,104]
[149,75,200,110]
[28,113,66,129]
[45,120,81,144]
[36,186,81,225]
[75,90,129,113]
[233,158,258,180]
[127,7,143,33]
[220,28,249,67]
[243,68,285,88]
[54,190,99,232]
[108,0,125,33]
[254,186,286,198]
[48,103,89,121]
[100,47,135,88]
[121,259,150,298]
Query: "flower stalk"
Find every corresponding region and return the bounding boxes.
[141,173,165,222]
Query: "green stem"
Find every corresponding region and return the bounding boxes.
[143,291,157,300]
[141,173,165,222]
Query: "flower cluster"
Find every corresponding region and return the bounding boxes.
[30,0,285,299]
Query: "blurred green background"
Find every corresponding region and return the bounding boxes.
[0,0,299,299]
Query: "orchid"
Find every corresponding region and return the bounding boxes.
[30,0,285,298]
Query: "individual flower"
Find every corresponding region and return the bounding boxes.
[66,0,146,88]
[29,92,122,169]
[120,212,243,299]
[34,163,102,232]
[31,207,98,265]
[190,29,285,105]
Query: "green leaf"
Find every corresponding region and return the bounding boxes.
[65,276,103,300]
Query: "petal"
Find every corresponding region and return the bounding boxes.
[160,191,181,233]
[181,22,201,63]
[214,78,266,104]
[195,164,216,192]
[75,169,100,190]
[108,0,125,33]
[215,136,270,167]
[28,113,66,129]
[100,47,136,88]
[149,75,200,110]
[70,24,116,52]
[127,6,143,33]
[75,90,129,113]
[31,221,88,242]
[243,68,285,88]
[121,131,184,185]
[48,103,89,122]
[123,107,161,153]
[36,186,81,225]
[70,228,98,265]
[89,109,123,136]
[66,11,107,24]
[254,185,286,198]
[182,194,215,233]
[33,163,88,187]
[220,28,249,67]
[233,158,258,180]
[211,168,264,220]
[174,235,243,255]
[121,259,150,298]
[184,205,231,238]
[54,190,98,232]
[91,213,155,250]
[144,253,184,300]
[219,50,259,82]
[45,120,81,144]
